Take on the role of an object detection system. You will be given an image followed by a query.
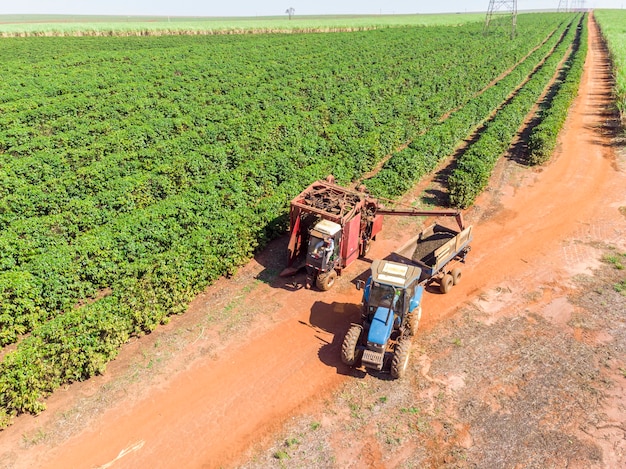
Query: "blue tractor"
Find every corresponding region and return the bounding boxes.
[341,259,423,379]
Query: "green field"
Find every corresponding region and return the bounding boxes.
[0,12,585,426]
[0,13,485,36]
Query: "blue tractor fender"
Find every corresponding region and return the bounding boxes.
[362,276,372,304]
[409,285,424,312]
[367,305,395,346]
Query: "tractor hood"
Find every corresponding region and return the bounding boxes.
[368,306,395,346]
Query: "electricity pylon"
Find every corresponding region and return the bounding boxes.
[484,0,518,39]
[558,0,569,12]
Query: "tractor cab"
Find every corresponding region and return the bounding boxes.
[367,282,403,316]
[365,260,422,317]
[305,219,342,290]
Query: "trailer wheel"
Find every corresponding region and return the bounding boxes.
[341,325,363,366]
[451,268,462,285]
[408,306,422,336]
[391,339,411,379]
[316,270,337,291]
[440,274,454,294]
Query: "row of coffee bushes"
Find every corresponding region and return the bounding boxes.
[448,14,586,208]
[365,14,578,198]
[527,19,588,165]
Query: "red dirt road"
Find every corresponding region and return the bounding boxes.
[1,14,625,469]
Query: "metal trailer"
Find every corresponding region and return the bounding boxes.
[281,175,467,291]
[341,221,473,378]
[390,222,473,294]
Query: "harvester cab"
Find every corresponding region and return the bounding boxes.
[305,219,342,291]
[341,259,424,379]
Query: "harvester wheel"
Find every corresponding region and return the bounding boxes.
[440,274,454,294]
[391,339,411,379]
[341,325,362,366]
[451,268,462,285]
[408,306,422,336]
[359,240,371,258]
[316,270,337,291]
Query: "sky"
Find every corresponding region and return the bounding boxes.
[1,1,625,18]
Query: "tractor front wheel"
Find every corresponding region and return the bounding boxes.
[341,325,363,366]
[391,339,411,379]
[408,306,422,336]
[316,270,338,291]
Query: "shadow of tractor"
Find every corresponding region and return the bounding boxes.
[307,300,367,377]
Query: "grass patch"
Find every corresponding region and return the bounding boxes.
[602,252,626,270]
[272,449,289,461]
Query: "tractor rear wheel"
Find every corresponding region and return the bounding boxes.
[316,270,337,291]
[440,274,454,294]
[451,268,462,285]
[391,339,411,379]
[341,325,362,366]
